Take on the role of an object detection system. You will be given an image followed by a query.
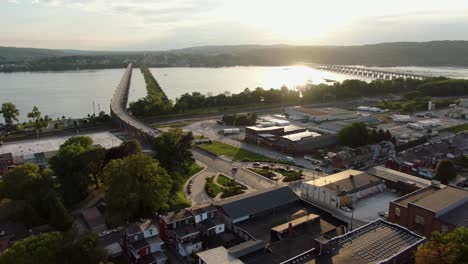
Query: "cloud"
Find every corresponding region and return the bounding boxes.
[31,0,223,25]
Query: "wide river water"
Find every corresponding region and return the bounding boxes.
[1,66,468,121]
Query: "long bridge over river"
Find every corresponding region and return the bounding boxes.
[110,63,161,140]
[310,64,426,80]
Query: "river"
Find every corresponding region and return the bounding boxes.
[1,66,467,121]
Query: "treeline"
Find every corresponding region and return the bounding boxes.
[128,66,173,116]
[4,41,468,71]
[222,113,258,126]
[129,75,468,117]
[338,122,396,148]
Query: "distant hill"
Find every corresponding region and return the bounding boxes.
[2,41,468,71]
[0,47,101,62]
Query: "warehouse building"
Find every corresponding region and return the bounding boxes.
[286,107,356,122]
[301,170,386,208]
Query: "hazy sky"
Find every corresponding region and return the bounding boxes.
[2,0,468,50]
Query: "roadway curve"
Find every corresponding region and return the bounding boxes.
[110,63,160,139]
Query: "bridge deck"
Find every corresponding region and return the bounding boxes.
[110,63,160,138]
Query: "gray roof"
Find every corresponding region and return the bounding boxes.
[228,240,266,258]
[438,201,468,227]
[216,186,299,220]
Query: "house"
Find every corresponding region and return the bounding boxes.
[286,107,356,122]
[244,125,306,144]
[301,170,386,208]
[122,219,167,264]
[389,182,468,237]
[81,207,107,233]
[283,219,425,264]
[157,204,225,257]
[0,153,13,176]
[332,141,395,169]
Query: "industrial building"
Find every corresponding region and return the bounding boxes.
[301,170,386,208]
[286,107,356,122]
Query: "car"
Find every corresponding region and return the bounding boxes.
[232,167,238,172]
[252,162,261,167]
[340,206,352,212]
[314,167,323,172]
[378,212,388,218]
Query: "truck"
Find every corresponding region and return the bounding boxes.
[223,128,241,135]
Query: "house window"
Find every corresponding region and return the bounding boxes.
[134,235,138,241]
[395,207,400,216]
[149,229,153,235]
[146,248,149,255]
[211,212,214,217]
[185,218,189,224]
[415,215,425,225]
[173,223,176,228]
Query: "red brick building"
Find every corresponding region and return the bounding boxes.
[388,183,468,237]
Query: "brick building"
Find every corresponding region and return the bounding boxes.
[388,183,468,237]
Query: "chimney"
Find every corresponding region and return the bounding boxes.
[288,223,293,237]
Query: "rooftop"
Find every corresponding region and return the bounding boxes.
[395,185,468,213]
[367,166,431,189]
[81,207,106,230]
[281,131,321,142]
[126,219,157,235]
[315,220,425,264]
[191,204,217,216]
[216,186,299,220]
[160,209,193,224]
[197,246,244,264]
[0,131,122,157]
[291,107,354,116]
[173,224,200,238]
[438,201,468,227]
[304,170,383,196]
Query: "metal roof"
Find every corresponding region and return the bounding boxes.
[217,186,299,220]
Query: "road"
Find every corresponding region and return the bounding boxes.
[188,148,278,205]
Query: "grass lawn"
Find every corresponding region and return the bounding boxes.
[442,123,468,134]
[168,162,203,210]
[199,140,272,162]
[249,168,275,178]
[157,121,193,129]
[205,177,223,198]
[217,174,232,187]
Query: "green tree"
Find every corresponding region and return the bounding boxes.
[338,122,370,147]
[416,227,468,264]
[0,102,20,125]
[0,164,72,231]
[153,128,194,171]
[27,106,41,122]
[0,231,105,264]
[435,160,457,184]
[104,139,142,165]
[49,136,94,205]
[79,148,106,189]
[103,153,172,226]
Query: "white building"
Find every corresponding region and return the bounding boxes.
[197,246,244,264]
[301,170,386,208]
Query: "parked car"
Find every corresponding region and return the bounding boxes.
[252,162,261,167]
[340,206,352,212]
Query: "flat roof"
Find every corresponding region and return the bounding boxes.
[271,214,320,233]
[246,126,284,131]
[291,107,353,116]
[197,246,244,264]
[316,220,425,264]
[0,132,123,157]
[281,131,321,142]
[367,166,431,188]
[395,185,468,212]
[304,170,383,196]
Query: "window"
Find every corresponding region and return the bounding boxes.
[134,235,138,241]
[185,218,189,224]
[173,223,176,228]
[149,229,153,235]
[395,207,401,216]
[211,212,214,217]
[415,215,425,225]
